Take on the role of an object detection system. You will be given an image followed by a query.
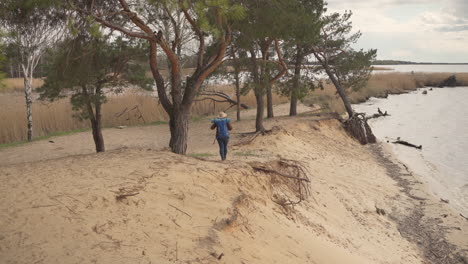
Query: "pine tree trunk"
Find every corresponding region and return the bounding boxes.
[235,71,241,121]
[23,72,33,141]
[92,100,105,153]
[266,84,274,118]
[169,109,190,154]
[91,119,105,152]
[323,65,354,118]
[290,49,303,116]
[82,85,106,153]
[255,90,265,132]
[290,93,298,116]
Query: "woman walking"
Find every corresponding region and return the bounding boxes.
[211,112,233,160]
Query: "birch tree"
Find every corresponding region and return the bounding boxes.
[0,0,65,141]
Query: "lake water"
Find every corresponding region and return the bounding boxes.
[207,64,468,85]
[354,87,468,216]
[375,64,468,73]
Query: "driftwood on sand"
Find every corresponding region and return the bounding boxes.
[392,138,422,149]
[367,108,390,120]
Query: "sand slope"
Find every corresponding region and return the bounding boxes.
[0,116,434,264]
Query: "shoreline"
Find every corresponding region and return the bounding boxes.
[370,143,468,263]
[353,85,468,216]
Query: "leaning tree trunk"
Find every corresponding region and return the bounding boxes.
[323,64,376,144]
[324,66,354,118]
[290,49,304,116]
[169,108,190,154]
[22,68,34,142]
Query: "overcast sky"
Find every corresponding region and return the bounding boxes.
[327,0,468,63]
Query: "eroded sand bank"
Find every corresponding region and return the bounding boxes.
[0,110,466,263]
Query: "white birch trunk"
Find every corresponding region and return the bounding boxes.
[21,60,34,141]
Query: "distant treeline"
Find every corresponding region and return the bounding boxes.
[372,60,468,65]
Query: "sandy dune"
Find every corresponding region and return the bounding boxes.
[0,106,466,263]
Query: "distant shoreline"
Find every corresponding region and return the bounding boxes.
[372,60,468,65]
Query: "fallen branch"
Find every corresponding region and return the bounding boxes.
[198,90,250,109]
[392,139,422,149]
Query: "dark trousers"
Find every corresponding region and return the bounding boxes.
[217,137,229,160]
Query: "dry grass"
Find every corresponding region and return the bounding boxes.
[0,78,44,93]
[0,84,288,144]
[305,72,468,113]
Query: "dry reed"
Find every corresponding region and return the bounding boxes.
[1,72,466,144]
[0,78,44,93]
[0,85,288,144]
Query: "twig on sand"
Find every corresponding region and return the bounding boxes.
[460,214,468,221]
[31,204,58,209]
[171,218,181,228]
[49,196,79,215]
[168,203,192,219]
[115,192,140,201]
[111,187,141,201]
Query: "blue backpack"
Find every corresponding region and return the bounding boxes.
[212,118,230,139]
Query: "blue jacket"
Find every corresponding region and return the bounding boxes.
[211,118,232,139]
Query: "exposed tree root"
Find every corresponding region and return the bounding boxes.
[343,113,377,144]
[249,159,311,207]
[234,128,275,146]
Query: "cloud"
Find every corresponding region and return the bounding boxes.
[436,25,468,32]
[327,0,438,9]
[325,0,468,62]
[419,1,468,32]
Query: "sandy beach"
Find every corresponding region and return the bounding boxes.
[0,105,466,263]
